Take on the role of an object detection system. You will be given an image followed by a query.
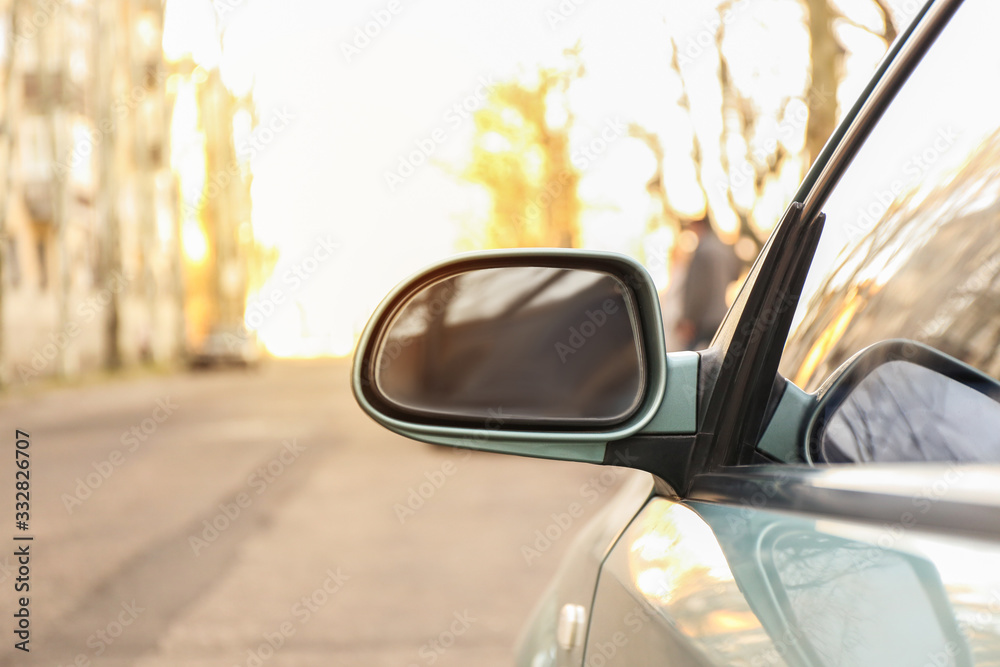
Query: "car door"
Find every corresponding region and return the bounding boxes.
[582,0,1000,664]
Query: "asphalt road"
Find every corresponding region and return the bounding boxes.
[0,359,635,666]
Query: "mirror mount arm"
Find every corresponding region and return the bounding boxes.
[695,203,825,477]
[603,434,699,498]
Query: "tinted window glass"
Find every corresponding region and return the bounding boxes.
[780,0,1000,392]
[818,361,1000,463]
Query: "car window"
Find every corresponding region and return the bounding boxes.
[780,0,1000,397]
[819,360,1000,463]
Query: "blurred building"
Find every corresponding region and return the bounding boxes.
[0,0,183,383]
[171,56,253,347]
[0,0,255,385]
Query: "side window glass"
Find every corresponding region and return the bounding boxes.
[780,0,1000,397]
[817,360,1000,463]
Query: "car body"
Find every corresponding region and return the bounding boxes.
[354,0,1000,664]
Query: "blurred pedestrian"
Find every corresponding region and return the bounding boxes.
[676,216,741,350]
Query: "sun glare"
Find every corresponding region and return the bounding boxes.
[182,220,209,263]
[159,0,890,359]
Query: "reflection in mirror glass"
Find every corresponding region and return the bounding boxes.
[771,531,965,666]
[373,266,644,426]
[819,361,1000,463]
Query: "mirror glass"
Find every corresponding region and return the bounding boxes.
[372,266,645,426]
[819,360,1000,463]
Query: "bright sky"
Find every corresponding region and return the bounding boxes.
[162,0,905,358]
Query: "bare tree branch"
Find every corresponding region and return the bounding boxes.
[628,123,680,233]
[869,0,898,44]
[668,37,711,218]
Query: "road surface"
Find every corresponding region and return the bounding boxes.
[0,359,637,666]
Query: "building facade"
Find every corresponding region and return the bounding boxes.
[0,0,253,385]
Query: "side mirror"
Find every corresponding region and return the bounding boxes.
[352,250,671,461]
[808,340,1000,464]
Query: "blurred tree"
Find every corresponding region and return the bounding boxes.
[636,0,899,254]
[464,50,583,249]
[805,0,897,166]
[0,0,21,383]
[629,122,700,238]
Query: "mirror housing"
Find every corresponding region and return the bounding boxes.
[352,250,671,462]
